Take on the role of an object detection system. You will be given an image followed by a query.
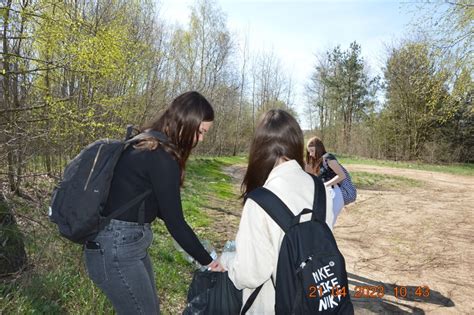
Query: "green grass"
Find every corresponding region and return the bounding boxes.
[185,156,243,203]
[0,156,241,315]
[1,152,467,314]
[1,235,115,314]
[351,171,422,190]
[338,154,474,176]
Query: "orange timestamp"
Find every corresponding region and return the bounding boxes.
[307,286,352,299]
[392,285,430,299]
[307,285,430,299]
[352,285,431,299]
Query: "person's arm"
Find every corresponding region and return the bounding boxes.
[324,159,346,187]
[220,199,276,289]
[149,150,213,266]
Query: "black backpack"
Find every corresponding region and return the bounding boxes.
[242,174,354,314]
[49,127,167,244]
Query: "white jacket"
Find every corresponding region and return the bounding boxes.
[220,160,334,314]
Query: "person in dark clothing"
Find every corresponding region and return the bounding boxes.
[305,136,346,229]
[83,91,224,314]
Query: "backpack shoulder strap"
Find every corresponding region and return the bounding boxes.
[99,189,152,230]
[125,125,135,140]
[241,189,291,315]
[246,174,327,230]
[323,152,336,160]
[142,130,168,142]
[246,187,294,233]
[240,284,263,315]
[308,173,327,223]
[126,130,169,144]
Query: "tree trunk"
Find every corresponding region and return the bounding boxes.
[0,200,27,276]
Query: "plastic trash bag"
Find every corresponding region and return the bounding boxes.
[174,239,218,271]
[183,270,242,315]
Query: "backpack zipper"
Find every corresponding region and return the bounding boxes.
[84,144,104,191]
[296,255,313,273]
[295,253,340,274]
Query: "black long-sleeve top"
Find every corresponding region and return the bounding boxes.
[102,144,213,266]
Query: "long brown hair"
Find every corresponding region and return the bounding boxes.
[306,136,327,175]
[137,91,214,185]
[241,109,304,199]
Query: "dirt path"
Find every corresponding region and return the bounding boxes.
[200,165,247,250]
[209,164,473,314]
[338,165,474,314]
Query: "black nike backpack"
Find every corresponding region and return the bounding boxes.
[48,127,167,244]
[242,174,354,314]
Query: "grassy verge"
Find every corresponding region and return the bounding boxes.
[0,153,463,313]
[0,156,242,315]
[351,171,422,190]
[338,155,474,176]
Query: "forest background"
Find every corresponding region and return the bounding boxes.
[0,0,472,312]
[1,0,472,192]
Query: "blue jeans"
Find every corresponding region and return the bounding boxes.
[83,219,159,314]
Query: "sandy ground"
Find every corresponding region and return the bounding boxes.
[335,165,473,315]
[204,164,473,314]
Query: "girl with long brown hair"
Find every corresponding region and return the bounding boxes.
[83,91,223,314]
[219,109,333,314]
[305,136,346,228]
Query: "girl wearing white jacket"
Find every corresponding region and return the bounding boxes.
[220,109,334,314]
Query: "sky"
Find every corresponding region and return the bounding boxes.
[156,0,416,127]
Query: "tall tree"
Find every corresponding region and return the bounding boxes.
[383,41,449,160]
[305,42,376,151]
[305,52,330,139]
